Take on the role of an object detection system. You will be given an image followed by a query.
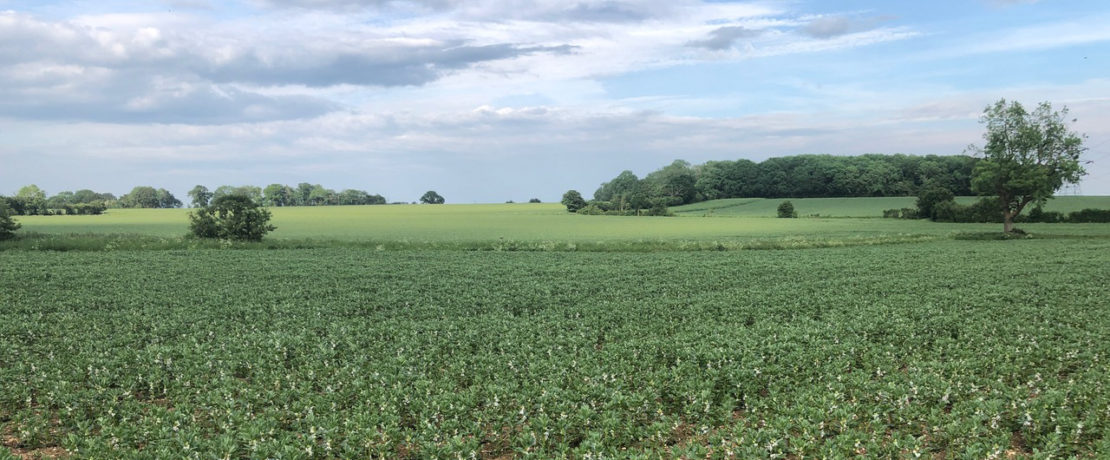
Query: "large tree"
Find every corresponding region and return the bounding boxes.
[969,99,1086,233]
[189,194,276,242]
[561,190,587,212]
[420,190,445,204]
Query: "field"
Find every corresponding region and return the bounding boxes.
[671,196,1110,218]
[9,198,1110,251]
[3,199,1110,458]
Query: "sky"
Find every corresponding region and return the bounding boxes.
[1,0,1108,203]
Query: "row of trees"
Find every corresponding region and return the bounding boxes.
[569,99,1090,234]
[187,184,388,208]
[565,154,978,215]
[1,185,117,215]
[588,154,979,212]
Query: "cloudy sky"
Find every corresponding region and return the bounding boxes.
[1,0,1108,202]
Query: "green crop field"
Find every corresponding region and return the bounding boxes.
[3,199,1110,458]
[671,196,1110,218]
[8,199,1110,252]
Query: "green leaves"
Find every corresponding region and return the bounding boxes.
[970,99,1087,231]
[188,194,276,242]
[2,241,1109,457]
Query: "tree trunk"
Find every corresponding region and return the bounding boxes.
[1003,212,1014,233]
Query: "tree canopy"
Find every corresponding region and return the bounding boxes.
[587,154,979,214]
[188,194,276,242]
[420,191,445,204]
[968,99,1086,233]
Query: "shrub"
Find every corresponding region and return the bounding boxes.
[882,209,901,218]
[642,202,672,217]
[934,197,1002,223]
[1067,208,1110,223]
[777,200,797,218]
[576,204,605,215]
[0,200,20,240]
[916,186,954,220]
[188,195,276,242]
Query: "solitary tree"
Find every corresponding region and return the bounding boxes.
[0,199,20,240]
[561,190,587,212]
[968,99,1086,233]
[188,194,276,241]
[420,191,445,204]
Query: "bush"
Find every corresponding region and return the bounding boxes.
[528,198,541,203]
[777,200,797,218]
[642,202,672,216]
[916,186,954,220]
[577,204,605,215]
[188,195,276,242]
[1066,208,1110,223]
[0,200,20,240]
[931,197,1001,223]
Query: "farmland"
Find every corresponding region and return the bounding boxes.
[671,195,1110,218]
[3,201,1110,458]
[8,197,1110,250]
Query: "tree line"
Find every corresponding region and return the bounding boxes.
[563,154,979,215]
[0,183,397,216]
[187,184,387,208]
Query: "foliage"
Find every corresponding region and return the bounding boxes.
[528,198,542,203]
[1064,208,1110,223]
[420,190,445,204]
[593,170,647,211]
[188,185,213,208]
[14,184,48,215]
[188,194,276,241]
[597,154,979,210]
[643,160,698,206]
[915,185,954,220]
[121,186,182,208]
[882,208,919,219]
[932,197,1004,223]
[560,190,587,212]
[0,199,20,240]
[969,99,1087,232]
[776,200,797,218]
[4,186,115,216]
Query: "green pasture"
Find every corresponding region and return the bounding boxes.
[671,195,1110,217]
[9,198,1110,250]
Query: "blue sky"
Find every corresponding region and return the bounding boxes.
[1,0,1108,202]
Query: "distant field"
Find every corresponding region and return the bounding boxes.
[672,195,1110,217]
[10,198,1110,250]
